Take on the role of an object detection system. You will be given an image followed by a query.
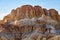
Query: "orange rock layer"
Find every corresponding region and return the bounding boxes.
[0,5,60,40]
[3,5,60,22]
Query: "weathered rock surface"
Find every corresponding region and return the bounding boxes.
[48,35,60,40]
[3,5,59,22]
[0,5,60,40]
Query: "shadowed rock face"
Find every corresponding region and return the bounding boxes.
[0,5,60,40]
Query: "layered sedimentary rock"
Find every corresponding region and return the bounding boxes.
[3,5,59,22]
[0,5,60,40]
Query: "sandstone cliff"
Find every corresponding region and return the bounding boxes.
[3,5,59,22]
[0,5,60,40]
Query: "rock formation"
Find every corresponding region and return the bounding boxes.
[0,5,60,40]
[3,5,59,22]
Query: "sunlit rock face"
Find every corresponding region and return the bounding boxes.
[48,9,59,20]
[3,5,59,22]
[0,5,60,40]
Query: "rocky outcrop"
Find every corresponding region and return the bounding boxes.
[48,9,59,20]
[0,14,59,40]
[0,5,60,40]
[3,5,59,22]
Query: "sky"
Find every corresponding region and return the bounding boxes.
[0,0,60,20]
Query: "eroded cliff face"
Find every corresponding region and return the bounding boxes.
[3,5,59,22]
[0,5,60,40]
